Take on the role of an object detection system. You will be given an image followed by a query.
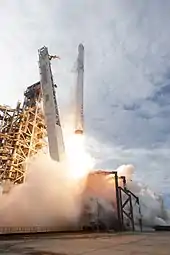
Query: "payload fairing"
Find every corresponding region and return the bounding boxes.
[75,44,84,135]
[38,46,65,162]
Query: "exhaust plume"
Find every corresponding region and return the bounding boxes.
[0,149,170,230]
[0,154,83,228]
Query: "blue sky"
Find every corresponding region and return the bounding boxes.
[0,0,170,192]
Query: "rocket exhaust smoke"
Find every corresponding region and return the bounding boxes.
[0,154,84,228]
[0,129,95,228]
[0,150,170,229]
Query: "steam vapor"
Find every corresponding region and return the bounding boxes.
[0,154,83,228]
[0,153,170,230]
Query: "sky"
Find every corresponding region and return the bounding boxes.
[0,0,170,192]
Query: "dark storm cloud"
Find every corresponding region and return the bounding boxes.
[148,83,170,107]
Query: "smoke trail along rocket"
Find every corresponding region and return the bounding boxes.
[75,44,84,135]
[38,46,65,162]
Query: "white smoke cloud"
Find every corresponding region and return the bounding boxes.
[0,154,83,228]
[0,154,169,230]
[82,164,170,230]
[117,165,170,228]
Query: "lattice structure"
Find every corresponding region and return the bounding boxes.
[0,103,22,182]
[0,82,47,184]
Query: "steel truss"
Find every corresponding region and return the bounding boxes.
[0,82,47,184]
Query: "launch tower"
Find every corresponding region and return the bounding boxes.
[0,82,46,184]
[38,46,65,162]
[0,46,64,184]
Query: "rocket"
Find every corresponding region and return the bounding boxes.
[38,46,65,162]
[74,44,84,135]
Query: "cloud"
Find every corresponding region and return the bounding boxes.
[1,0,170,191]
[87,137,170,193]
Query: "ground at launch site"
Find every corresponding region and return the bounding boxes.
[0,232,169,255]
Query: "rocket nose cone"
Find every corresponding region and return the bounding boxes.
[78,44,84,52]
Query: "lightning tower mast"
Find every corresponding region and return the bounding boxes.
[38,46,65,162]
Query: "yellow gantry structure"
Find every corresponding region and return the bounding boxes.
[0,82,47,184]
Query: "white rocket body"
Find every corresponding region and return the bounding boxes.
[75,44,84,135]
[38,46,65,162]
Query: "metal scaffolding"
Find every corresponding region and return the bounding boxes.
[0,82,47,184]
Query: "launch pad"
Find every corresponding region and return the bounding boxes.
[0,232,169,255]
[0,45,142,234]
